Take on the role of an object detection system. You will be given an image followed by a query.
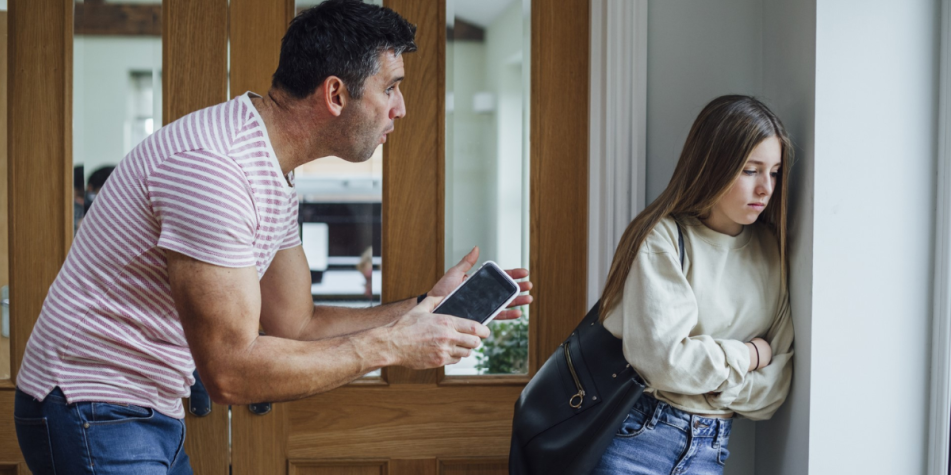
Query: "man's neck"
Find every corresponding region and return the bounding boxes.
[250,90,333,175]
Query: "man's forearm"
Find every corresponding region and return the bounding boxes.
[204,326,395,405]
[296,297,417,341]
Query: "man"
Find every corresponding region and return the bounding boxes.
[13,1,531,473]
[83,165,115,215]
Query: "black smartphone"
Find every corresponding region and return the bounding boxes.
[433,261,520,324]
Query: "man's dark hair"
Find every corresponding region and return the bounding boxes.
[88,165,115,191]
[272,0,417,100]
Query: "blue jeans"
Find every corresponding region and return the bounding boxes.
[591,394,732,475]
[14,387,193,475]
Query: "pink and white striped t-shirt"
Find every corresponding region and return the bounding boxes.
[17,92,301,418]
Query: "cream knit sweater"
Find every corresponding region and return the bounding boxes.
[602,215,794,420]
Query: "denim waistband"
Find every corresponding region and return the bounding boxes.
[634,394,731,446]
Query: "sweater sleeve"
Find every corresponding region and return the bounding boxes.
[706,293,794,420]
[619,245,752,396]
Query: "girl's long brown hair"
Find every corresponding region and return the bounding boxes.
[599,95,793,321]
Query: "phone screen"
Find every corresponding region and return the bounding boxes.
[435,265,518,324]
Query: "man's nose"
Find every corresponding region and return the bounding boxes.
[391,90,407,120]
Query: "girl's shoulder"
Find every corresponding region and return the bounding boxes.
[639,215,682,255]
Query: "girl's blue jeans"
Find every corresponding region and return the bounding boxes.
[14,387,193,475]
[591,394,732,475]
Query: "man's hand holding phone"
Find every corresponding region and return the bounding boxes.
[429,246,533,321]
[384,296,489,369]
[384,246,532,370]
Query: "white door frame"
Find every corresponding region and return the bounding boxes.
[929,2,951,474]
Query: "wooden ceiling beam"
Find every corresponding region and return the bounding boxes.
[75,2,161,37]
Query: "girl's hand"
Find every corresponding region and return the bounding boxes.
[745,338,773,371]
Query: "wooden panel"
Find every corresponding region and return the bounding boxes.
[8,0,73,383]
[0,11,9,382]
[438,459,507,475]
[229,0,295,97]
[381,0,445,385]
[285,386,520,458]
[289,460,387,475]
[391,458,436,475]
[0,11,8,291]
[529,0,589,373]
[163,1,229,473]
[0,391,27,472]
[163,0,227,124]
[232,403,287,475]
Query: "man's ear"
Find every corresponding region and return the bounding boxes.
[321,76,348,117]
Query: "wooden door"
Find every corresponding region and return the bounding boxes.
[162,0,233,472]
[0,0,234,472]
[2,0,73,471]
[229,0,590,473]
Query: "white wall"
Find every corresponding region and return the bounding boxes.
[756,0,816,473]
[74,36,162,182]
[646,0,764,202]
[807,1,938,473]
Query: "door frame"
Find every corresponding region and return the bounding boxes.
[3,0,593,472]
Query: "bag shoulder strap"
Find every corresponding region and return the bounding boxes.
[676,221,685,271]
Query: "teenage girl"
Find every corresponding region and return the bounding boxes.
[591,95,794,474]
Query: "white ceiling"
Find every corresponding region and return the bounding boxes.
[454,0,517,28]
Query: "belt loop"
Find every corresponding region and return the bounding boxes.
[646,399,664,430]
[714,419,727,447]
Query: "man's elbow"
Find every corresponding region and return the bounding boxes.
[198,364,249,405]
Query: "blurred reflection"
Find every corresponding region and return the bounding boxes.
[73,0,162,232]
[445,0,530,376]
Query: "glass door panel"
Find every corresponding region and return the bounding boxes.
[73,0,162,232]
[445,0,530,376]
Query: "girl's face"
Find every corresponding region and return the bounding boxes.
[704,136,782,236]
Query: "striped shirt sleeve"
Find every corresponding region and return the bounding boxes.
[147,150,258,268]
[279,196,301,251]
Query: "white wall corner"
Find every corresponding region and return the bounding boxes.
[587,0,648,309]
[929,2,951,474]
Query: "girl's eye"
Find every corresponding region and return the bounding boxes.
[770,171,780,178]
[743,169,757,176]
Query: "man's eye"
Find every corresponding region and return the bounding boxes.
[385,87,394,95]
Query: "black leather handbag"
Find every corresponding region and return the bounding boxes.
[508,224,684,475]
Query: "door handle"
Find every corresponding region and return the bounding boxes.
[249,402,272,415]
[188,370,212,417]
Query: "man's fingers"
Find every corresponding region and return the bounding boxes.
[508,295,532,308]
[454,333,483,350]
[496,309,522,320]
[450,346,472,358]
[449,247,480,275]
[417,295,444,312]
[446,316,490,339]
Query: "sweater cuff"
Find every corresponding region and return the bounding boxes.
[719,339,752,378]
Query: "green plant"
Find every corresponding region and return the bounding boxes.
[475,310,528,374]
